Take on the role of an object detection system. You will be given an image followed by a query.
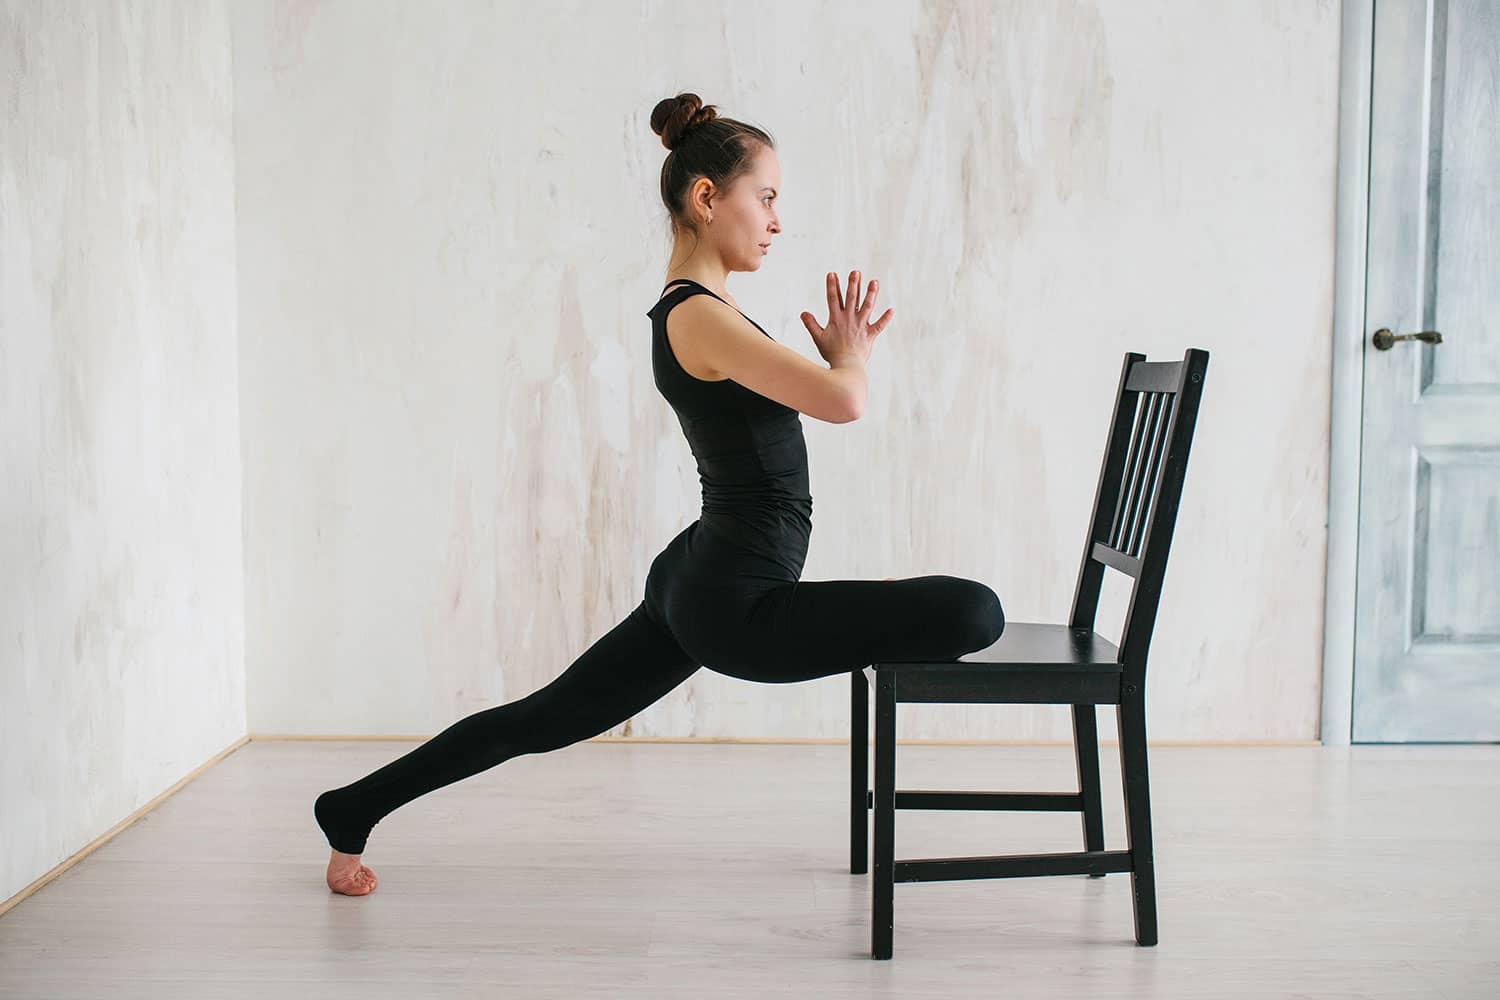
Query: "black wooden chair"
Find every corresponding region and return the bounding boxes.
[850,348,1209,960]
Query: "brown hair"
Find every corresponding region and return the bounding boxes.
[649,92,774,246]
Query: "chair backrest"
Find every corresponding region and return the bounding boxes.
[1069,349,1210,679]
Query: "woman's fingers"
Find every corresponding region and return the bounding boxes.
[826,270,886,329]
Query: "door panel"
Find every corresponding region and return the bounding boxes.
[1353,0,1500,741]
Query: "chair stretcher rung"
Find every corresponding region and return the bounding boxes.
[865,789,1083,811]
[894,850,1133,883]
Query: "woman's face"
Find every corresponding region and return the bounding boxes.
[703,145,782,272]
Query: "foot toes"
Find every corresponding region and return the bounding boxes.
[327,865,378,895]
[331,877,372,896]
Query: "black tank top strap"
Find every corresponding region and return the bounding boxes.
[660,277,713,297]
[651,279,770,338]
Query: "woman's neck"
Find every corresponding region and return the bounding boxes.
[663,251,731,300]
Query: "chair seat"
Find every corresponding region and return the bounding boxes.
[876,622,1122,672]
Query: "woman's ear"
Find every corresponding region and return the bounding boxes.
[691,178,716,219]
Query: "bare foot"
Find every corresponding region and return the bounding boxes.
[326,849,378,895]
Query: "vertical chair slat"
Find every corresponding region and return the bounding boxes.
[1116,391,1164,553]
[1125,394,1174,558]
[1108,392,1148,549]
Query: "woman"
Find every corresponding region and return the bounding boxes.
[315,93,1005,895]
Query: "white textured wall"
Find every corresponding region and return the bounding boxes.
[0,0,244,903]
[235,0,1340,742]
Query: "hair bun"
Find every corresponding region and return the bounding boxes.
[650,93,719,151]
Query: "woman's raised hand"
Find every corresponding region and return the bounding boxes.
[800,270,894,366]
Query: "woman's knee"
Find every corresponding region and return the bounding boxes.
[950,578,1005,650]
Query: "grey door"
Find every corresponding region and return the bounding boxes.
[1352,0,1500,741]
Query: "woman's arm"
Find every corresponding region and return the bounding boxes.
[668,295,864,423]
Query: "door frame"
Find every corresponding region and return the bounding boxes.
[1322,0,1376,747]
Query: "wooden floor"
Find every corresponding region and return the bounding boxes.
[1,739,1497,998]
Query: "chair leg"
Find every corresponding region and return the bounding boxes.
[1117,688,1159,946]
[1072,703,1106,876]
[871,669,896,960]
[850,667,869,875]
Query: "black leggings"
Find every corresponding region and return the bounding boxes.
[314,518,1005,854]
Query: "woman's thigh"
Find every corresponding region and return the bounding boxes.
[696,574,1006,684]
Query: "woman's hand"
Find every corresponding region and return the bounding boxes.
[800,270,893,366]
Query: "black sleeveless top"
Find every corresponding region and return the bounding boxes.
[646,279,813,573]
